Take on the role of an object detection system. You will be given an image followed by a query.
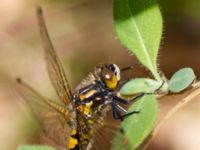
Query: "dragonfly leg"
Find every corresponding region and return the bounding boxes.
[111,102,139,120]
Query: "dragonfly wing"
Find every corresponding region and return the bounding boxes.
[37,6,73,105]
[15,78,74,148]
[85,106,120,150]
[88,123,120,150]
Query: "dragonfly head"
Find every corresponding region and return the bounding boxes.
[95,64,121,90]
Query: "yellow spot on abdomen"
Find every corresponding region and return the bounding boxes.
[71,129,77,135]
[68,137,78,149]
[77,101,93,115]
[84,101,93,115]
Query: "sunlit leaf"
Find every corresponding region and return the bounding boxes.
[169,68,196,93]
[120,78,168,95]
[113,0,162,80]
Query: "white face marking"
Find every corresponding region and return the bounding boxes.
[113,64,121,81]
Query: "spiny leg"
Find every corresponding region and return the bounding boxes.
[112,103,122,120]
[111,102,139,120]
[113,93,146,104]
[112,81,165,120]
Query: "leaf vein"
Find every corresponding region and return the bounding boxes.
[127,0,154,70]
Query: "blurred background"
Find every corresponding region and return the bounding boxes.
[1,0,200,150]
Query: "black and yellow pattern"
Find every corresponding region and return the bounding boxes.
[15,6,138,150]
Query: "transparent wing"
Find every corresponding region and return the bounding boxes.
[86,107,121,150]
[89,109,135,150]
[37,6,73,105]
[89,122,120,150]
[15,78,73,147]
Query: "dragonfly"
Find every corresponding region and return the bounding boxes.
[16,6,139,150]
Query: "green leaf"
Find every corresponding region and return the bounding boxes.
[169,68,196,93]
[120,78,168,95]
[112,95,157,150]
[18,145,55,150]
[113,0,163,80]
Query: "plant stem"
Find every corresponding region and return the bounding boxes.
[143,81,200,150]
[151,68,162,81]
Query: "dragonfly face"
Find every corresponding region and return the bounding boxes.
[15,6,139,150]
[94,64,121,89]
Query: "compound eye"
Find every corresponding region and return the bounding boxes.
[102,69,113,80]
[101,69,117,89]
